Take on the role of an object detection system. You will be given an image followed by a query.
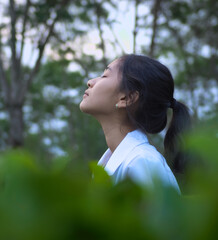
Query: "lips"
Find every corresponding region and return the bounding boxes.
[83,90,89,98]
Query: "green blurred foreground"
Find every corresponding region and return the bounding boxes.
[0,121,218,240]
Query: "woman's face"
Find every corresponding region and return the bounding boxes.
[80,58,123,117]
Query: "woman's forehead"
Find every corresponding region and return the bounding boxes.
[108,58,120,70]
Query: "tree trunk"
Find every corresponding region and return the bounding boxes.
[133,0,139,54]
[8,105,24,147]
[149,0,161,57]
[1,0,70,149]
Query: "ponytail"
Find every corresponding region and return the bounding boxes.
[164,99,191,174]
[117,54,191,175]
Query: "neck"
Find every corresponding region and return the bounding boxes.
[98,116,135,153]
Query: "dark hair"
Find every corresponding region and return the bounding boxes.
[118,54,191,174]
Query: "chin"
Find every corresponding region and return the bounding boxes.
[79,102,85,112]
[79,101,90,114]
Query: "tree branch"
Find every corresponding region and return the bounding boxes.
[0,30,10,105]
[9,0,17,62]
[133,0,139,54]
[149,0,161,58]
[19,0,70,103]
[162,10,198,118]
[107,20,125,55]
[9,0,21,103]
[19,16,57,103]
[95,3,107,68]
[9,0,18,82]
[19,0,30,64]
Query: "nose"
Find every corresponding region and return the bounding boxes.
[87,79,94,88]
[87,80,91,87]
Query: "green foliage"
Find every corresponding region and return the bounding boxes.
[21,57,107,164]
[89,161,111,185]
[0,122,218,239]
[34,60,83,88]
[169,1,191,24]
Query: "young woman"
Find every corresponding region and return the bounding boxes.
[80,54,191,193]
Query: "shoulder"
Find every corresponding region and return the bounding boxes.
[119,143,179,191]
[117,143,164,179]
[126,142,166,168]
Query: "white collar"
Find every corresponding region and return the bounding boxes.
[98,129,148,176]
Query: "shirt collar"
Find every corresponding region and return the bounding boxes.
[98,129,149,176]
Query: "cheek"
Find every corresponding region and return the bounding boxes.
[80,80,121,115]
[98,85,119,107]
[101,80,120,98]
[80,91,116,115]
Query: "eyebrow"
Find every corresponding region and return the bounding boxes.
[105,66,112,71]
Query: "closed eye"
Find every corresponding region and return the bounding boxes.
[101,75,107,78]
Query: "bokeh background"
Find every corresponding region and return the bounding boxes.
[0,0,217,160]
[0,1,218,239]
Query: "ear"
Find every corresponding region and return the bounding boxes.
[118,91,139,108]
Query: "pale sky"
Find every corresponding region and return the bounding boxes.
[0,1,143,66]
[0,0,216,121]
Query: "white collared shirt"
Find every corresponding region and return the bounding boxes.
[98,129,180,193]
